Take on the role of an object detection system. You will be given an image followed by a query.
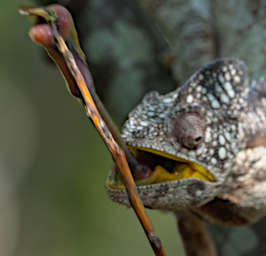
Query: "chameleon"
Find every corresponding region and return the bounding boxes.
[21,3,266,255]
[106,58,266,226]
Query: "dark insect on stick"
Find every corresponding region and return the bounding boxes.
[19,5,167,256]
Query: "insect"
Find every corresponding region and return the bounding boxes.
[106,58,266,226]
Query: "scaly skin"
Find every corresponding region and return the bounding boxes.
[106,58,266,225]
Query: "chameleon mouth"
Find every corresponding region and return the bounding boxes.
[108,147,216,190]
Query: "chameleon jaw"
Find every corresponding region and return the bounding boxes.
[107,147,216,190]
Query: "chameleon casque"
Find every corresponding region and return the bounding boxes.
[106,58,266,226]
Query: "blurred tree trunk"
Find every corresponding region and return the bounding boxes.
[36,0,266,255]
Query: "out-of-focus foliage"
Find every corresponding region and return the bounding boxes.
[1,1,184,256]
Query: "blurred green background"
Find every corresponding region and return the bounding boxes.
[0,1,184,255]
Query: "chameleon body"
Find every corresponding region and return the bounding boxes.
[106,58,266,225]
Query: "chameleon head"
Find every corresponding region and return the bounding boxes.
[106,59,249,211]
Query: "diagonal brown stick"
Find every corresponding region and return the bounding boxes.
[53,30,166,256]
[19,6,167,256]
[54,30,166,256]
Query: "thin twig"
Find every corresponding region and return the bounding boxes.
[19,6,167,256]
[53,28,166,256]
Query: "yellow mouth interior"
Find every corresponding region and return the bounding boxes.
[108,147,215,190]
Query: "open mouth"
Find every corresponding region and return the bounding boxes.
[108,147,216,190]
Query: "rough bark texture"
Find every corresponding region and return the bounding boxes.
[36,0,266,255]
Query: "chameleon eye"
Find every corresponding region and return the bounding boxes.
[172,112,206,150]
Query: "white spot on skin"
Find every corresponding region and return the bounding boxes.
[224,132,231,141]
[232,142,238,153]
[234,76,241,83]
[209,149,214,155]
[198,74,204,80]
[215,83,223,93]
[228,153,234,159]
[223,82,235,98]
[147,112,155,117]
[189,151,196,157]
[239,98,244,104]
[224,162,231,169]
[196,147,203,155]
[205,128,212,143]
[218,147,227,159]
[140,121,149,126]
[211,158,217,165]
[219,74,225,83]
[195,190,202,197]
[186,95,194,103]
[219,135,225,145]
[206,111,213,118]
[220,93,229,104]
[158,113,166,118]
[225,72,231,81]
[207,94,220,108]
[231,69,236,75]
[162,97,172,103]
[231,125,236,131]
